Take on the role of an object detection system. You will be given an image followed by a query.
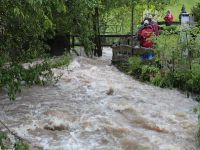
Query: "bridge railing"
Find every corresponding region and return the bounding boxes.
[71,34,136,47]
[71,21,182,47]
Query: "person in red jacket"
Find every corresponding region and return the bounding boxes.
[138,20,154,60]
[164,10,174,26]
[139,20,154,48]
[139,15,160,36]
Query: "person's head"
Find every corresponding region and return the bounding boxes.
[144,20,149,26]
[167,10,171,15]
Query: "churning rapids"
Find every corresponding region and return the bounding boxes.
[0,48,199,150]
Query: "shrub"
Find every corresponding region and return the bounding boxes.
[161,25,179,33]
[141,65,159,81]
[128,56,142,77]
[50,52,70,68]
[0,61,54,100]
[192,2,200,25]
[0,131,29,150]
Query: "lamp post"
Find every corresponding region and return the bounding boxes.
[179,5,190,25]
[179,5,192,70]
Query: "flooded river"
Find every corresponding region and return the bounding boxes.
[0,48,199,150]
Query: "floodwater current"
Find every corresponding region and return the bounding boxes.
[0,48,199,150]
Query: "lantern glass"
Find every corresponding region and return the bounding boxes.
[181,14,190,24]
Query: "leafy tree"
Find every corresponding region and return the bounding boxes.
[192,2,200,25]
[0,0,67,100]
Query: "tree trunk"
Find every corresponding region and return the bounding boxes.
[93,7,102,57]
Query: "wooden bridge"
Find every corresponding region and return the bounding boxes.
[50,21,180,57]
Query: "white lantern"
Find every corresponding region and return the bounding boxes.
[179,5,190,25]
[181,13,190,24]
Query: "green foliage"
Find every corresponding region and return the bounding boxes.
[14,140,29,150]
[0,0,65,61]
[128,56,142,77]
[0,132,7,149]
[50,52,71,68]
[100,0,173,34]
[193,104,200,142]
[153,26,200,92]
[186,64,200,92]
[0,0,77,100]
[150,72,162,86]
[141,65,159,81]
[128,56,160,82]
[127,25,200,94]
[0,131,29,150]
[160,25,179,33]
[192,2,200,25]
[0,61,54,100]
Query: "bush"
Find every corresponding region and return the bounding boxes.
[50,52,70,68]
[161,25,179,33]
[141,65,159,81]
[193,105,200,143]
[186,63,200,93]
[128,56,142,77]
[0,131,29,150]
[0,61,54,100]
[192,2,200,25]
[126,26,200,94]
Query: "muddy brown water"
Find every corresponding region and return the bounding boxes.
[0,48,199,150]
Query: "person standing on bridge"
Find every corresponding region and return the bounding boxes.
[138,20,153,48]
[139,15,159,37]
[164,10,174,26]
[147,15,160,36]
[138,20,154,60]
